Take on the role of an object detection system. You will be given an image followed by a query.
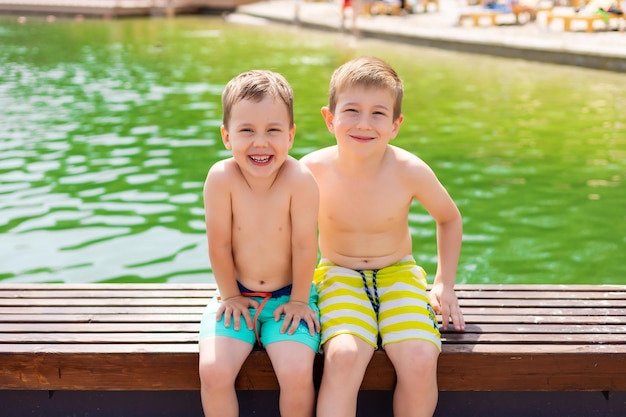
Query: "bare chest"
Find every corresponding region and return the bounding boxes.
[319,176,411,231]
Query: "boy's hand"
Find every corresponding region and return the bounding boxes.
[429,283,465,332]
[216,295,260,331]
[274,301,320,336]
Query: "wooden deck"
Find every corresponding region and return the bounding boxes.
[0,0,257,16]
[1,283,625,393]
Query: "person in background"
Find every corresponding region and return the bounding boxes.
[340,0,362,36]
[301,56,465,417]
[198,69,321,417]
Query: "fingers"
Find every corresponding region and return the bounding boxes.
[278,311,302,335]
[312,315,321,334]
[440,303,465,332]
[441,308,451,332]
[273,305,285,323]
[451,305,466,331]
[277,303,320,335]
[218,299,254,331]
[240,309,254,330]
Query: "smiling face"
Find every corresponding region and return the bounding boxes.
[221,96,295,180]
[322,85,403,156]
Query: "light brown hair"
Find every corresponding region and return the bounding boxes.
[221,70,294,129]
[327,56,403,121]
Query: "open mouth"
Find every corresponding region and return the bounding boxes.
[249,155,273,165]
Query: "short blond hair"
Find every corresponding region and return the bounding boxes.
[327,56,403,121]
[221,70,294,129]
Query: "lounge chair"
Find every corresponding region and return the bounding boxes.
[545,0,624,32]
[368,0,439,15]
[457,0,550,26]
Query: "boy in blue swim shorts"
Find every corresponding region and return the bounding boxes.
[199,69,320,417]
[301,56,466,417]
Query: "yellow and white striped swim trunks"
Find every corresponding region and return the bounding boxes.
[314,255,441,351]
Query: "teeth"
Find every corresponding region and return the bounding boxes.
[251,156,270,163]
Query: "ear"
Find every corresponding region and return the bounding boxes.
[389,114,404,141]
[321,106,335,133]
[220,125,232,150]
[288,124,296,149]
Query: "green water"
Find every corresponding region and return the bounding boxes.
[1,15,625,285]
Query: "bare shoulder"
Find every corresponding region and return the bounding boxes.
[388,145,433,176]
[300,146,338,172]
[281,156,317,184]
[204,158,236,185]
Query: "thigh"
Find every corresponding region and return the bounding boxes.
[198,336,253,380]
[265,340,316,377]
[199,296,257,345]
[315,261,379,349]
[377,262,441,350]
[259,290,321,352]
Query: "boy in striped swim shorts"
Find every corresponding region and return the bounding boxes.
[301,56,466,417]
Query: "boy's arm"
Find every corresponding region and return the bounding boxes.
[431,210,464,331]
[203,164,257,331]
[413,162,465,332]
[276,166,320,335]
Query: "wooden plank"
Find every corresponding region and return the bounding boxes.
[0,314,203,323]
[0,343,200,354]
[9,333,619,345]
[0,333,199,343]
[459,298,626,307]
[3,342,626,355]
[2,296,624,307]
[0,306,207,314]
[0,306,626,323]
[0,289,216,299]
[2,322,624,335]
[0,298,211,307]
[1,283,622,291]
[441,333,626,344]
[436,352,626,391]
[460,307,626,316]
[0,283,621,295]
[0,284,216,290]
[455,315,626,324]
[6,312,623,324]
[1,349,625,391]
[455,290,626,300]
[0,323,202,332]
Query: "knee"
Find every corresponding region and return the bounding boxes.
[274,355,315,388]
[394,343,439,380]
[278,364,314,390]
[198,356,237,388]
[325,344,366,373]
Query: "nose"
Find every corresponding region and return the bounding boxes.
[252,134,269,147]
[355,113,371,130]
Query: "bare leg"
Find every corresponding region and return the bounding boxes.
[198,337,252,417]
[316,334,375,417]
[385,340,440,417]
[266,341,317,417]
